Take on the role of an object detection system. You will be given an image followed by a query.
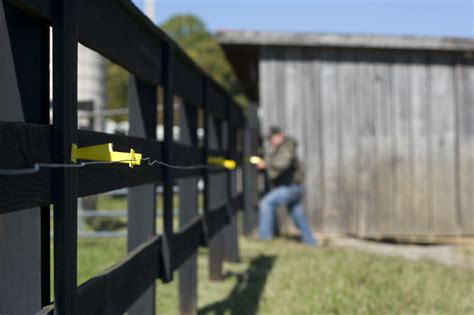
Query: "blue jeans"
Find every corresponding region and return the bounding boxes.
[258,184,316,246]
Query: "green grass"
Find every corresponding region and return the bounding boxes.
[96,194,200,211]
[76,237,474,315]
[96,195,128,210]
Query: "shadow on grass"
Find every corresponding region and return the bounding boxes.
[198,255,276,315]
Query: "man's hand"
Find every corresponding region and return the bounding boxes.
[256,160,266,170]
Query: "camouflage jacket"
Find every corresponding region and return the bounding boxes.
[266,137,303,186]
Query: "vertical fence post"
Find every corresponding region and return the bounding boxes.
[0,3,49,313]
[202,77,211,247]
[223,100,240,263]
[178,100,198,315]
[128,76,157,315]
[208,107,225,281]
[243,103,259,235]
[52,0,78,313]
[162,41,174,282]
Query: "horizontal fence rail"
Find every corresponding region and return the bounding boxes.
[0,0,259,314]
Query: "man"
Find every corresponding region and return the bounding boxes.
[256,126,317,246]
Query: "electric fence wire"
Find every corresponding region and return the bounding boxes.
[0,157,225,176]
[141,157,222,170]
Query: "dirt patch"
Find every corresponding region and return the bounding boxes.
[325,236,474,269]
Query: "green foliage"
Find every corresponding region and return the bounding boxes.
[106,61,128,121]
[105,14,247,116]
[160,14,247,106]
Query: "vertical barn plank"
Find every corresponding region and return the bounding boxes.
[273,49,287,131]
[338,49,358,234]
[259,47,276,134]
[52,0,79,313]
[299,56,310,227]
[320,48,342,233]
[409,52,431,235]
[128,76,157,315]
[366,54,380,237]
[177,100,198,315]
[456,54,474,234]
[0,3,47,313]
[298,56,309,169]
[391,52,414,235]
[334,53,346,233]
[429,52,458,235]
[355,51,376,237]
[373,52,395,236]
[284,48,305,158]
[301,48,323,229]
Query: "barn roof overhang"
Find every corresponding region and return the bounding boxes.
[216,30,474,103]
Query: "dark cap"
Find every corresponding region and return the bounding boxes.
[267,126,283,138]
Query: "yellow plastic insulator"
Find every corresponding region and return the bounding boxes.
[208,156,237,170]
[223,159,237,170]
[71,143,142,168]
[248,156,263,165]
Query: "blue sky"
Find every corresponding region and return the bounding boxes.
[132,0,473,38]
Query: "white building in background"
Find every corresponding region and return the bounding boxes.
[77,44,107,131]
[50,31,107,131]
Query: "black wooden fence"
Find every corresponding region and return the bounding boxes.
[0,0,261,314]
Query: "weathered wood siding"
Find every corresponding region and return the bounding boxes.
[259,46,474,237]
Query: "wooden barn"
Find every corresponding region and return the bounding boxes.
[218,31,474,240]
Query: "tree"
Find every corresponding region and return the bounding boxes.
[161,15,247,106]
[106,61,128,121]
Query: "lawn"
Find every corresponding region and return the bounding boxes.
[76,236,474,315]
